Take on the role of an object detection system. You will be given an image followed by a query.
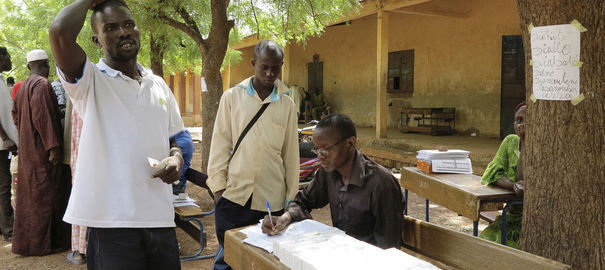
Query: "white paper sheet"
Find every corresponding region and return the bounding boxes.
[240,219,341,253]
[531,23,581,100]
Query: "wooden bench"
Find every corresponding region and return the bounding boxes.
[402,216,570,270]
[479,210,500,223]
[400,107,456,135]
[223,216,571,269]
[174,168,217,262]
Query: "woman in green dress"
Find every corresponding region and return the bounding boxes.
[479,102,526,248]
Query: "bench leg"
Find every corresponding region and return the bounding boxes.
[473,221,478,236]
[180,218,217,262]
[425,199,429,222]
[404,189,408,215]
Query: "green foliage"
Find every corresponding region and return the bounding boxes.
[0,0,359,80]
[229,0,360,46]
[132,0,360,66]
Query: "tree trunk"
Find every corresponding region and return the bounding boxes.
[517,1,605,269]
[199,0,234,172]
[150,33,165,77]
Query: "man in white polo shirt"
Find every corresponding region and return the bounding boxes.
[50,0,185,269]
[0,47,18,242]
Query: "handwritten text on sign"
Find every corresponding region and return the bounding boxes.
[531,24,580,100]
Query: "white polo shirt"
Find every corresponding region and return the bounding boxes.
[58,59,184,228]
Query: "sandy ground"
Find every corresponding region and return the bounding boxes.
[0,143,488,270]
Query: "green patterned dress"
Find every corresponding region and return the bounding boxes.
[479,134,522,248]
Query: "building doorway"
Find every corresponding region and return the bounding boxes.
[307,54,323,93]
[500,35,526,139]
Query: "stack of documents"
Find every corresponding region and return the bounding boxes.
[416,149,472,174]
[241,220,439,270]
[172,193,199,208]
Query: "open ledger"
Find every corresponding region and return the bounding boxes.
[240,219,439,270]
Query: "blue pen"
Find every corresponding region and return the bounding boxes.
[266,200,274,226]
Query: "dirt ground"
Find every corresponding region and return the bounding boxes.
[0,143,488,270]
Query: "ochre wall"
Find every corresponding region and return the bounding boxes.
[229,46,255,88]
[386,0,521,137]
[226,0,521,137]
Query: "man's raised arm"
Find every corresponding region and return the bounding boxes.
[49,0,93,82]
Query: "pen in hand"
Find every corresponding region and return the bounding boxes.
[266,200,274,229]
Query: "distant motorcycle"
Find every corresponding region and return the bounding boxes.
[298,120,320,189]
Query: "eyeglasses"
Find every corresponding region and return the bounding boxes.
[311,136,347,156]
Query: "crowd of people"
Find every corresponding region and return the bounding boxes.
[0,0,528,269]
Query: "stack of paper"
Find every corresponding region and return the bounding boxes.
[172,193,199,208]
[271,220,439,270]
[241,220,439,270]
[416,149,472,174]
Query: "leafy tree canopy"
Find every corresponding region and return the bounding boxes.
[1,0,358,80]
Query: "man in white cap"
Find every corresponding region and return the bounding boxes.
[11,49,71,255]
[0,46,18,242]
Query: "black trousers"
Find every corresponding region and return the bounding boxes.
[213,196,283,270]
[87,227,181,270]
[0,150,13,238]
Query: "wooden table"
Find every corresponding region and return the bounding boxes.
[400,167,518,236]
[399,107,455,135]
[223,224,448,270]
[224,217,570,270]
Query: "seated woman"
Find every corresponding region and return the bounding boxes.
[479,101,526,248]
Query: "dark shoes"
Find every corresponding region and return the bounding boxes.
[67,251,87,265]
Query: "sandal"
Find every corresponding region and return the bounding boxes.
[67,251,87,265]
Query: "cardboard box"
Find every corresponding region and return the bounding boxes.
[417,159,435,174]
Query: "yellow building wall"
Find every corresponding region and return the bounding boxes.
[226,0,520,137]
[229,46,255,88]
[386,0,521,137]
[294,0,520,137]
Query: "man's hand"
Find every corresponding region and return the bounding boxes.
[262,212,292,236]
[2,138,17,153]
[213,189,225,205]
[513,180,525,196]
[48,147,62,165]
[151,155,183,184]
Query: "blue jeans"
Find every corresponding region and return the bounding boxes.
[87,227,181,270]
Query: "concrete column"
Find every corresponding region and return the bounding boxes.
[282,44,291,86]
[194,75,201,125]
[376,9,389,138]
[223,62,231,91]
[185,69,193,114]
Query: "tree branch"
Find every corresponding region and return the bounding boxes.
[306,0,323,29]
[156,11,206,46]
[250,0,261,39]
[175,5,202,37]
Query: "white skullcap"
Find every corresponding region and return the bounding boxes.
[26,49,48,62]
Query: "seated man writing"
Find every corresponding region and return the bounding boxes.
[262,113,404,249]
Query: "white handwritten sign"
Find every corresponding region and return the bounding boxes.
[531,24,580,100]
[201,77,208,92]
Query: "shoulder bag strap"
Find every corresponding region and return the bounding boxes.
[230,102,270,161]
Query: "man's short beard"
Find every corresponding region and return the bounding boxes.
[111,49,139,62]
